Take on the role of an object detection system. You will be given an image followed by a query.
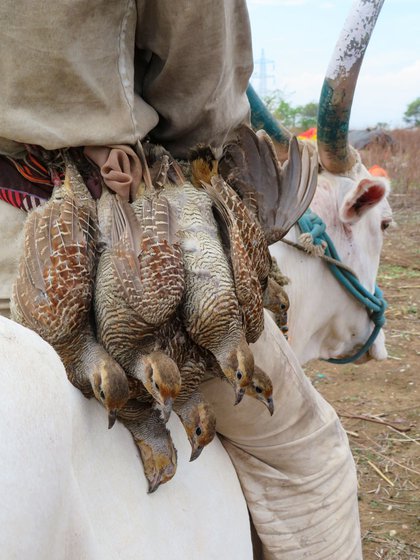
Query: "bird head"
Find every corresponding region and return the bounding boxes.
[92,357,130,428]
[142,351,182,421]
[136,435,178,494]
[245,365,274,415]
[180,398,217,462]
[220,337,254,405]
[189,145,219,188]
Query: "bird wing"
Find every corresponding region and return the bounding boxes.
[218,125,318,245]
[109,194,144,313]
[200,176,264,343]
[109,193,184,325]
[12,182,95,343]
[135,195,185,325]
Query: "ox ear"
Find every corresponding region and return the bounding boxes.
[339,179,388,224]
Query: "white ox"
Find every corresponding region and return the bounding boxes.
[270,152,392,365]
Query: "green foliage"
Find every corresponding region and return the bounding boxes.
[403,97,420,127]
[264,90,318,131]
[375,122,389,130]
[295,101,318,130]
[264,90,299,128]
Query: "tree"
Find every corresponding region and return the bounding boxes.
[264,91,319,132]
[403,98,420,127]
[295,102,318,130]
[264,90,299,129]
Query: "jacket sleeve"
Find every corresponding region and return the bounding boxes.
[134,0,253,158]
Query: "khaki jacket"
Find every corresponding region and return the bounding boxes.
[0,0,251,158]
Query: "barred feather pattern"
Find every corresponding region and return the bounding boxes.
[94,250,157,368]
[130,196,185,325]
[94,192,184,376]
[11,169,98,348]
[209,176,271,285]
[230,225,264,343]
[156,318,209,405]
[200,177,264,343]
[161,181,242,362]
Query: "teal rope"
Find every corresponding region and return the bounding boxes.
[297,210,387,364]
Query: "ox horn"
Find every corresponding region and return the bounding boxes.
[317,0,385,174]
[247,84,292,147]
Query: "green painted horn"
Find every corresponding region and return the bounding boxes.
[317,0,385,174]
[247,84,291,147]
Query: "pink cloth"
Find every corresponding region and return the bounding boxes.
[84,145,142,201]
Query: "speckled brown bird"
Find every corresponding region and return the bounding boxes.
[131,312,217,458]
[94,175,184,420]
[148,151,255,405]
[11,154,129,426]
[199,175,265,344]
[190,146,271,288]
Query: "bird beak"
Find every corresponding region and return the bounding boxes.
[266,397,275,416]
[147,473,162,494]
[234,387,245,406]
[160,398,173,423]
[108,410,117,429]
[190,445,204,462]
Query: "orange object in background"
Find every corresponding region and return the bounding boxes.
[369,164,389,178]
[298,127,317,141]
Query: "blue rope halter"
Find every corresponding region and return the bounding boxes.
[297,210,387,364]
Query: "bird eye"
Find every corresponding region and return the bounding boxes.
[100,389,105,400]
[154,382,160,391]
[255,386,263,394]
[281,304,286,310]
[195,427,202,436]
[236,371,243,380]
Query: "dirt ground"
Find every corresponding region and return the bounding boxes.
[305,190,420,559]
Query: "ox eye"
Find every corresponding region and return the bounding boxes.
[381,219,392,231]
[236,371,243,380]
[255,386,263,394]
[195,427,202,436]
[154,382,160,391]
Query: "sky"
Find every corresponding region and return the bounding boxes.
[247,0,420,129]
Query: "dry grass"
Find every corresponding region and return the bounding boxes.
[360,128,420,194]
[305,131,420,559]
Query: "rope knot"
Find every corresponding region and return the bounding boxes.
[297,210,327,255]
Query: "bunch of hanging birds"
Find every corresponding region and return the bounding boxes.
[11,125,317,492]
